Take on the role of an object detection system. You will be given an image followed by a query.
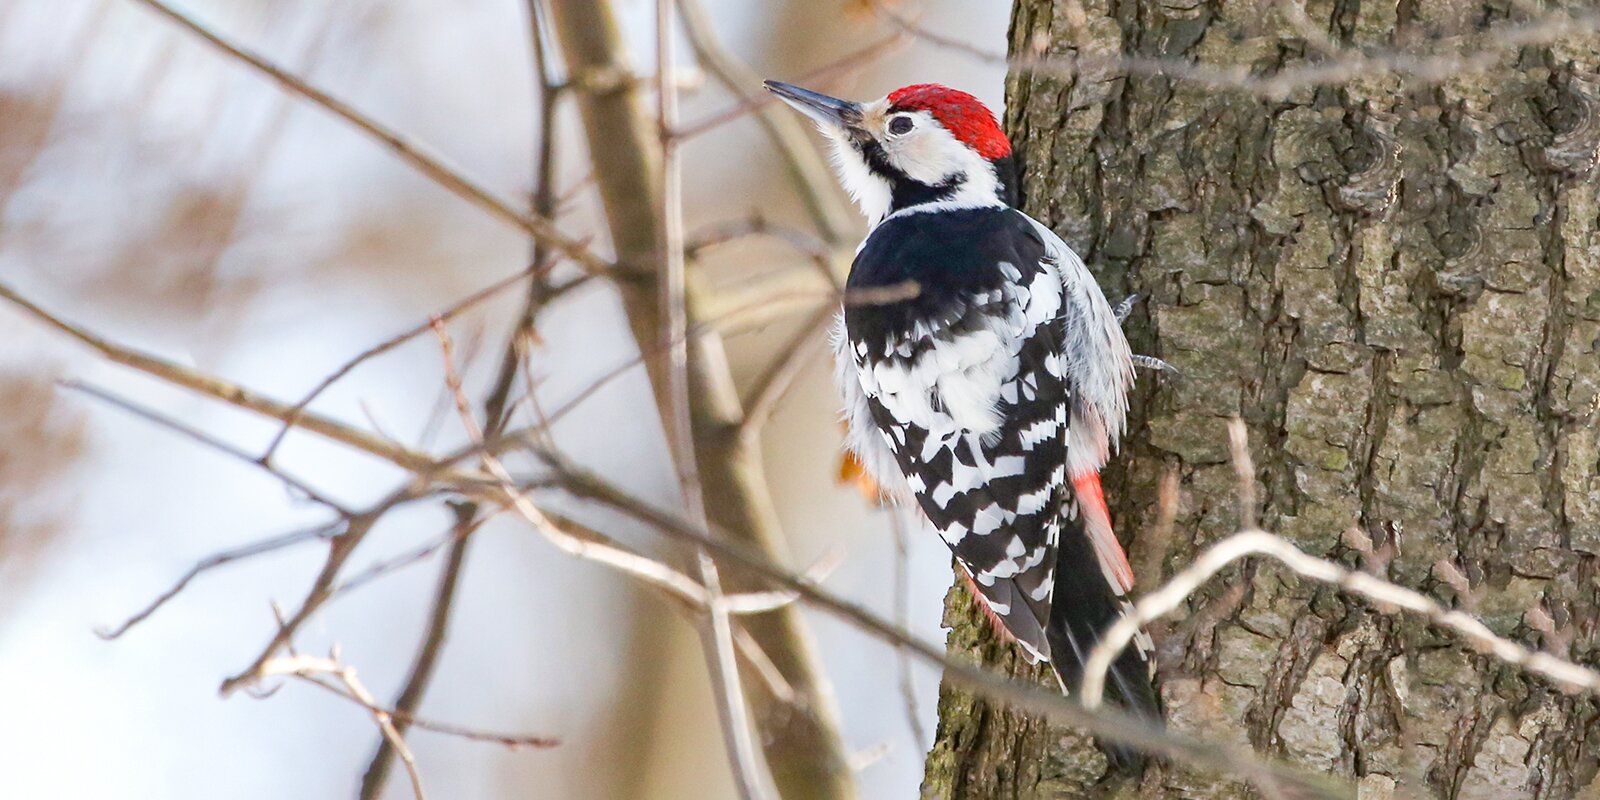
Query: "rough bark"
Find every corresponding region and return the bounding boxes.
[545,3,857,799]
[925,2,1600,798]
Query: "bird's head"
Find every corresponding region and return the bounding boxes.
[764,80,1017,226]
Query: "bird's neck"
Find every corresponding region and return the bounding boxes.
[870,156,1019,228]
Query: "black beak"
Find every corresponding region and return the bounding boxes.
[763,80,863,132]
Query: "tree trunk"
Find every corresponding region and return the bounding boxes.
[925,2,1600,797]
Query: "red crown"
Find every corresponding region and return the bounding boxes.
[886,84,1011,160]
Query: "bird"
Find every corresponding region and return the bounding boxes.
[764,79,1163,763]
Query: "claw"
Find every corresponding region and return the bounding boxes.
[1112,293,1142,324]
[1132,354,1179,375]
[1113,296,1175,374]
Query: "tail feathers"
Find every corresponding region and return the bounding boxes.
[1047,512,1163,770]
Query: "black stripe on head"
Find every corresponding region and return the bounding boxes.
[992,154,1019,208]
[857,139,961,215]
[855,140,1020,214]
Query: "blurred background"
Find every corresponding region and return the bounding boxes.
[0,1,1011,798]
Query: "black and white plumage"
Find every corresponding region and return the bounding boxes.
[767,79,1162,757]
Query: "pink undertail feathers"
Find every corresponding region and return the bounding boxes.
[1071,472,1136,595]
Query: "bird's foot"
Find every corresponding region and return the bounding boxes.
[1114,295,1179,375]
[1111,293,1141,324]
[1132,354,1179,374]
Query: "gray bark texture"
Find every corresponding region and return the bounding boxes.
[923,1,1600,798]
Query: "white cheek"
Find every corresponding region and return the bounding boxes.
[882,126,1002,212]
[888,132,967,185]
[826,133,892,225]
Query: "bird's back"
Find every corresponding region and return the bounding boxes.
[843,205,1072,663]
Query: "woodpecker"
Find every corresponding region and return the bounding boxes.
[765,79,1162,758]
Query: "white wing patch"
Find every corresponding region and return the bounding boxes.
[1021,215,1135,478]
[833,315,912,503]
[853,264,1058,440]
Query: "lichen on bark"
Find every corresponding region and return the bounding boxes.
[923,2,1600,797]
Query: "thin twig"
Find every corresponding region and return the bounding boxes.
[1227,417,1257,530]
[676,0,854,244]
[870,0,1600,98]
[738,305,834,440]
[126,0,613,276]
[674,31,907,139]
[0,280,444,475]
[297,674,560,749]
[888,509,927,751]
[656,0,701,521]
[96,522,341,640]
[261,655,429,800]
[262,255,567,463]
[541,281,915,430]
[696,549,771,800]
[543,508,806,615]
[61,380,343,511]
[732,625,799,705]
[333,510,497,598]
[1080,529,1600,709]
[538,458,1350,799]
[660,2,770,795]
[359,501,475,800]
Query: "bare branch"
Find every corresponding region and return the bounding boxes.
[1226,417,1257,530]
[695,549,774,800]
[870,0,1600,99]
[359,502,475,800]
[675,32,907,139]
[0,280,442,474]
[125,0,613,276]
[677,0,854,244]
[219,485,426,696]
[660,7,771,792]
[96,522,339,640]
[888,509,927,750]
[262,256,568,464]
[538,456,1351,799]
[261,655,429,800]
[1083,528,1600,711]
[61,380,343,512]
[656,0,702,520]
[738,305,833,440]
[732,626,798,705]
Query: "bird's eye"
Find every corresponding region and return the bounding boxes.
[887,115,914,135]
